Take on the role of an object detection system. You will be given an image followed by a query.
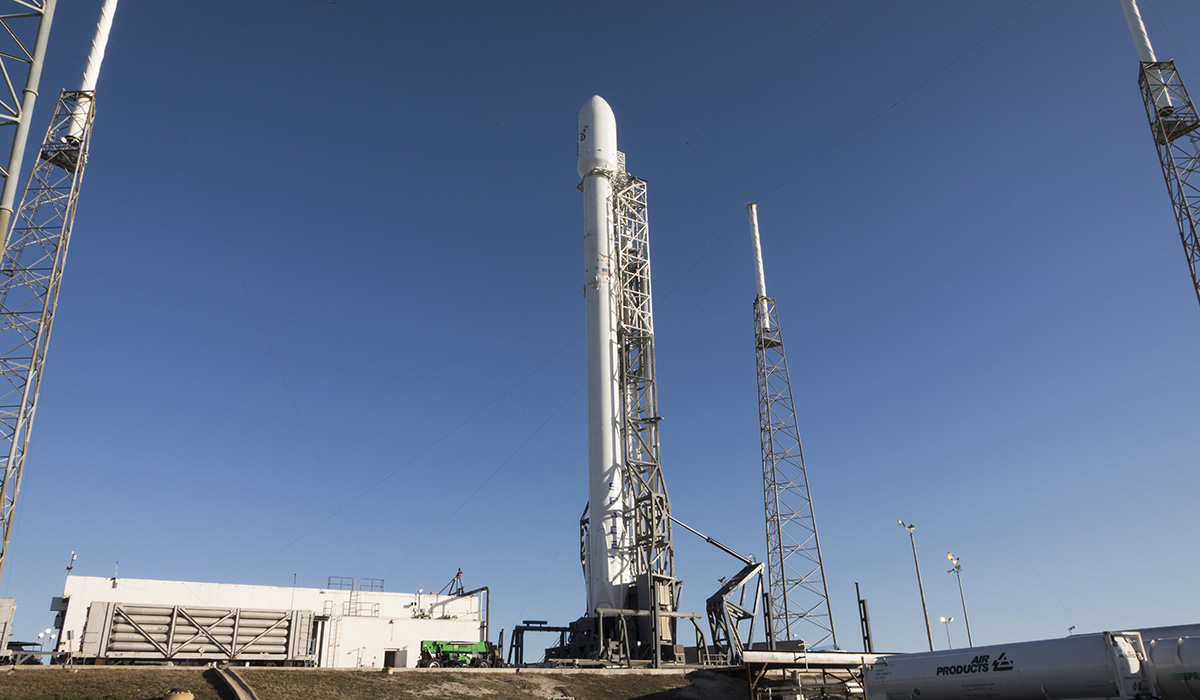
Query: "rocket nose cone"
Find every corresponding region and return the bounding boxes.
[577,95,618,178]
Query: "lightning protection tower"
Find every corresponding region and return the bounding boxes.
[1121,0,1200,309]
[0,0,116,584]
[747,203,835,649]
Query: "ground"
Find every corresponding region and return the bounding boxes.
[0,666,750,700]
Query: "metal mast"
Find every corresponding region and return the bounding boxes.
[1121,0,1200,309]
[747,203,835,649]
[0,0,114,584]
[612,165,678,665]
[0,1,57,259]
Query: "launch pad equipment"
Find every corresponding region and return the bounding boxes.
[77,603,315,665]
[569,96,679,666]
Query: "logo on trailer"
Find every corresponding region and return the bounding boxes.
[935,655,992,676]
[992,653,1014,672]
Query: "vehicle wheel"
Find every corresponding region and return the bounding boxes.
[427,661,440,668]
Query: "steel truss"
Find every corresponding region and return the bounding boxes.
[0,90,93,581]
[611,171,679,665]
[754,296,834,648]
[1139,60,1200,309]
[706,561,767,665]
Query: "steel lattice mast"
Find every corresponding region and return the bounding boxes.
[747,203,835,648]
[1121,0,1200,309]
[0,0,115,584]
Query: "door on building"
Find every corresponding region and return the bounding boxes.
[384,649,406,668]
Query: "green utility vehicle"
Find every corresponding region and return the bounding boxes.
[416,639,500,667]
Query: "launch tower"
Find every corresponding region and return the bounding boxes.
[566,96,679,666]
[747,204,835,649]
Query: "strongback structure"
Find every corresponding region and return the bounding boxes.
[747,204,835,649]
[1121,0,1200,309]
[611,168,679,663]
[570,96,678,666]
[0,0,114,584]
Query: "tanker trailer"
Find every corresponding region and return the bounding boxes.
[864,631,1154,700]
[1148,635,1200,700]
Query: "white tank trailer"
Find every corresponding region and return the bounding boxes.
[863,631,1200,700]
[1148,636,1200,700]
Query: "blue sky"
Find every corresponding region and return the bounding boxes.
[1,0,1197,654]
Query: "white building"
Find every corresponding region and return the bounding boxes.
[51,575,488,668]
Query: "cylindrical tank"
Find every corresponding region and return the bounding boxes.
[865,633,1149,700]
[1149,636,1200,700]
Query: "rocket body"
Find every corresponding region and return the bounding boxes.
[578,96,630,614]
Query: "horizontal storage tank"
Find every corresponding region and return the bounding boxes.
[1149,636,1200,700]
[81,603,313,662]
[864,632,1152,700]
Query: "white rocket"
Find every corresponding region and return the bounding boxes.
[577,96,631,614]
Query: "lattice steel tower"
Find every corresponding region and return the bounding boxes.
[0,0,115,583]
[1122,0,1200,309]
[747,203,834,648]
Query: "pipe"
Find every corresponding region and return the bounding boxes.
[0,0,57,262]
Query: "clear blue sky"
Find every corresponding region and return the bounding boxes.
[2,0,1197,654]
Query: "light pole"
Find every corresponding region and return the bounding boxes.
[947,552,974,646]
[939,616,955,649]
[38,628,55,655]
[898,520,933,651]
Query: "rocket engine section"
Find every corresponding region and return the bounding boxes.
[864,632,1155,700]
